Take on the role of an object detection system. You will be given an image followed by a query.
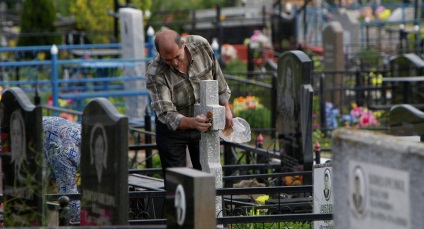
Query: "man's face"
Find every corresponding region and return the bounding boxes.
[160,43,185,69]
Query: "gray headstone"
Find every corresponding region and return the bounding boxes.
[389,104,424,139]
[332,11,360,62]
[323,21,345,105]
[194,80,225,217]
[166,168,216,229]
[1,87,46,226]
[276,50,314,182]
[332,128,424,229]
[119,8,147,119]
[313,163,333,228]
[80,98,128,226]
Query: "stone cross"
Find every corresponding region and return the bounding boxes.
[194,80,225,218]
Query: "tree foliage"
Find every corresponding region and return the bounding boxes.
[17,0,60,47]
[69,0,151,44]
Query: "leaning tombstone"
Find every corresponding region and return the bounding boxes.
[80,98,129,226]
[313,163,333,228]
[276,50,314,185]
[332,128,424,228]
[1,87,46,226]
[166,167,215,229]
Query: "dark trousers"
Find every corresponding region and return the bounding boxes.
[155,118,202,181]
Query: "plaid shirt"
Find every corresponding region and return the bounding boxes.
[146,35,231,131]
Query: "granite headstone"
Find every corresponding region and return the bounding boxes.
[166,167,215,229]
[276,50,314,184]
[323,21,345,106]
[332,128,424,229]
[80,98,129,225]
[1,87,46,226]
[119,8,148,119]
[313,163,333,229]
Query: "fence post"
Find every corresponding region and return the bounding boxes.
[58,196,70,226]
[355,70,364,107]
[51,44,59,113]
[144,107,152,168]
[319,73,326,131]
[147,26,155,58]
[314,140,321,165]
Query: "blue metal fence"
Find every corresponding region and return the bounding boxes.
[0,35,155,113]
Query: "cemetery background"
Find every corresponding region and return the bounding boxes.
[0,0,424,228]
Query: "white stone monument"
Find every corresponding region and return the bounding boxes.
[332,128,424,229]
[313,163,333,228]
[119,8,147,120]
[194,80,225,218]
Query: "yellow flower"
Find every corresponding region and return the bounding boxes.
[255,195,269,203]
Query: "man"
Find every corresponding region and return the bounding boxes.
[43,116,81,223]
[146,29,233,180]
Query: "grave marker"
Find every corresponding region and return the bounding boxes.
[119,8,147,119]
[389,104,424,141]
[313,163,333,229]
[1,87,46,226]
[165,167,215,229]
[389,53,424,104]
[80,98,128,226]
[194,80,225,217]
[323,21,345,106]
[333,12,359,63]
[332,128,424,229]
[276,50,314,184]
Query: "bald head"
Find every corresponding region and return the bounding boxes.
[154,29,182,54]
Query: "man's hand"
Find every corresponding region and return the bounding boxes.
[223,102,233,130]
[179,114,212,132]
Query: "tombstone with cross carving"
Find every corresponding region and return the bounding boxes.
[194,80,225,217]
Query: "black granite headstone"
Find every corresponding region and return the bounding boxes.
[166,168,215,229]
[389,104,424,141]
[1,87,46,226]
[276,51,314,183]
[80,98,128,226]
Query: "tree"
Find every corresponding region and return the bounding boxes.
[17,0,60,47]
[69,0,152,44]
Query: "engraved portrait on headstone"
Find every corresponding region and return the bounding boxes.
[352,166,366,215]
[90,123,107,183]
[323,168,331,201]
[10,109,26,183]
